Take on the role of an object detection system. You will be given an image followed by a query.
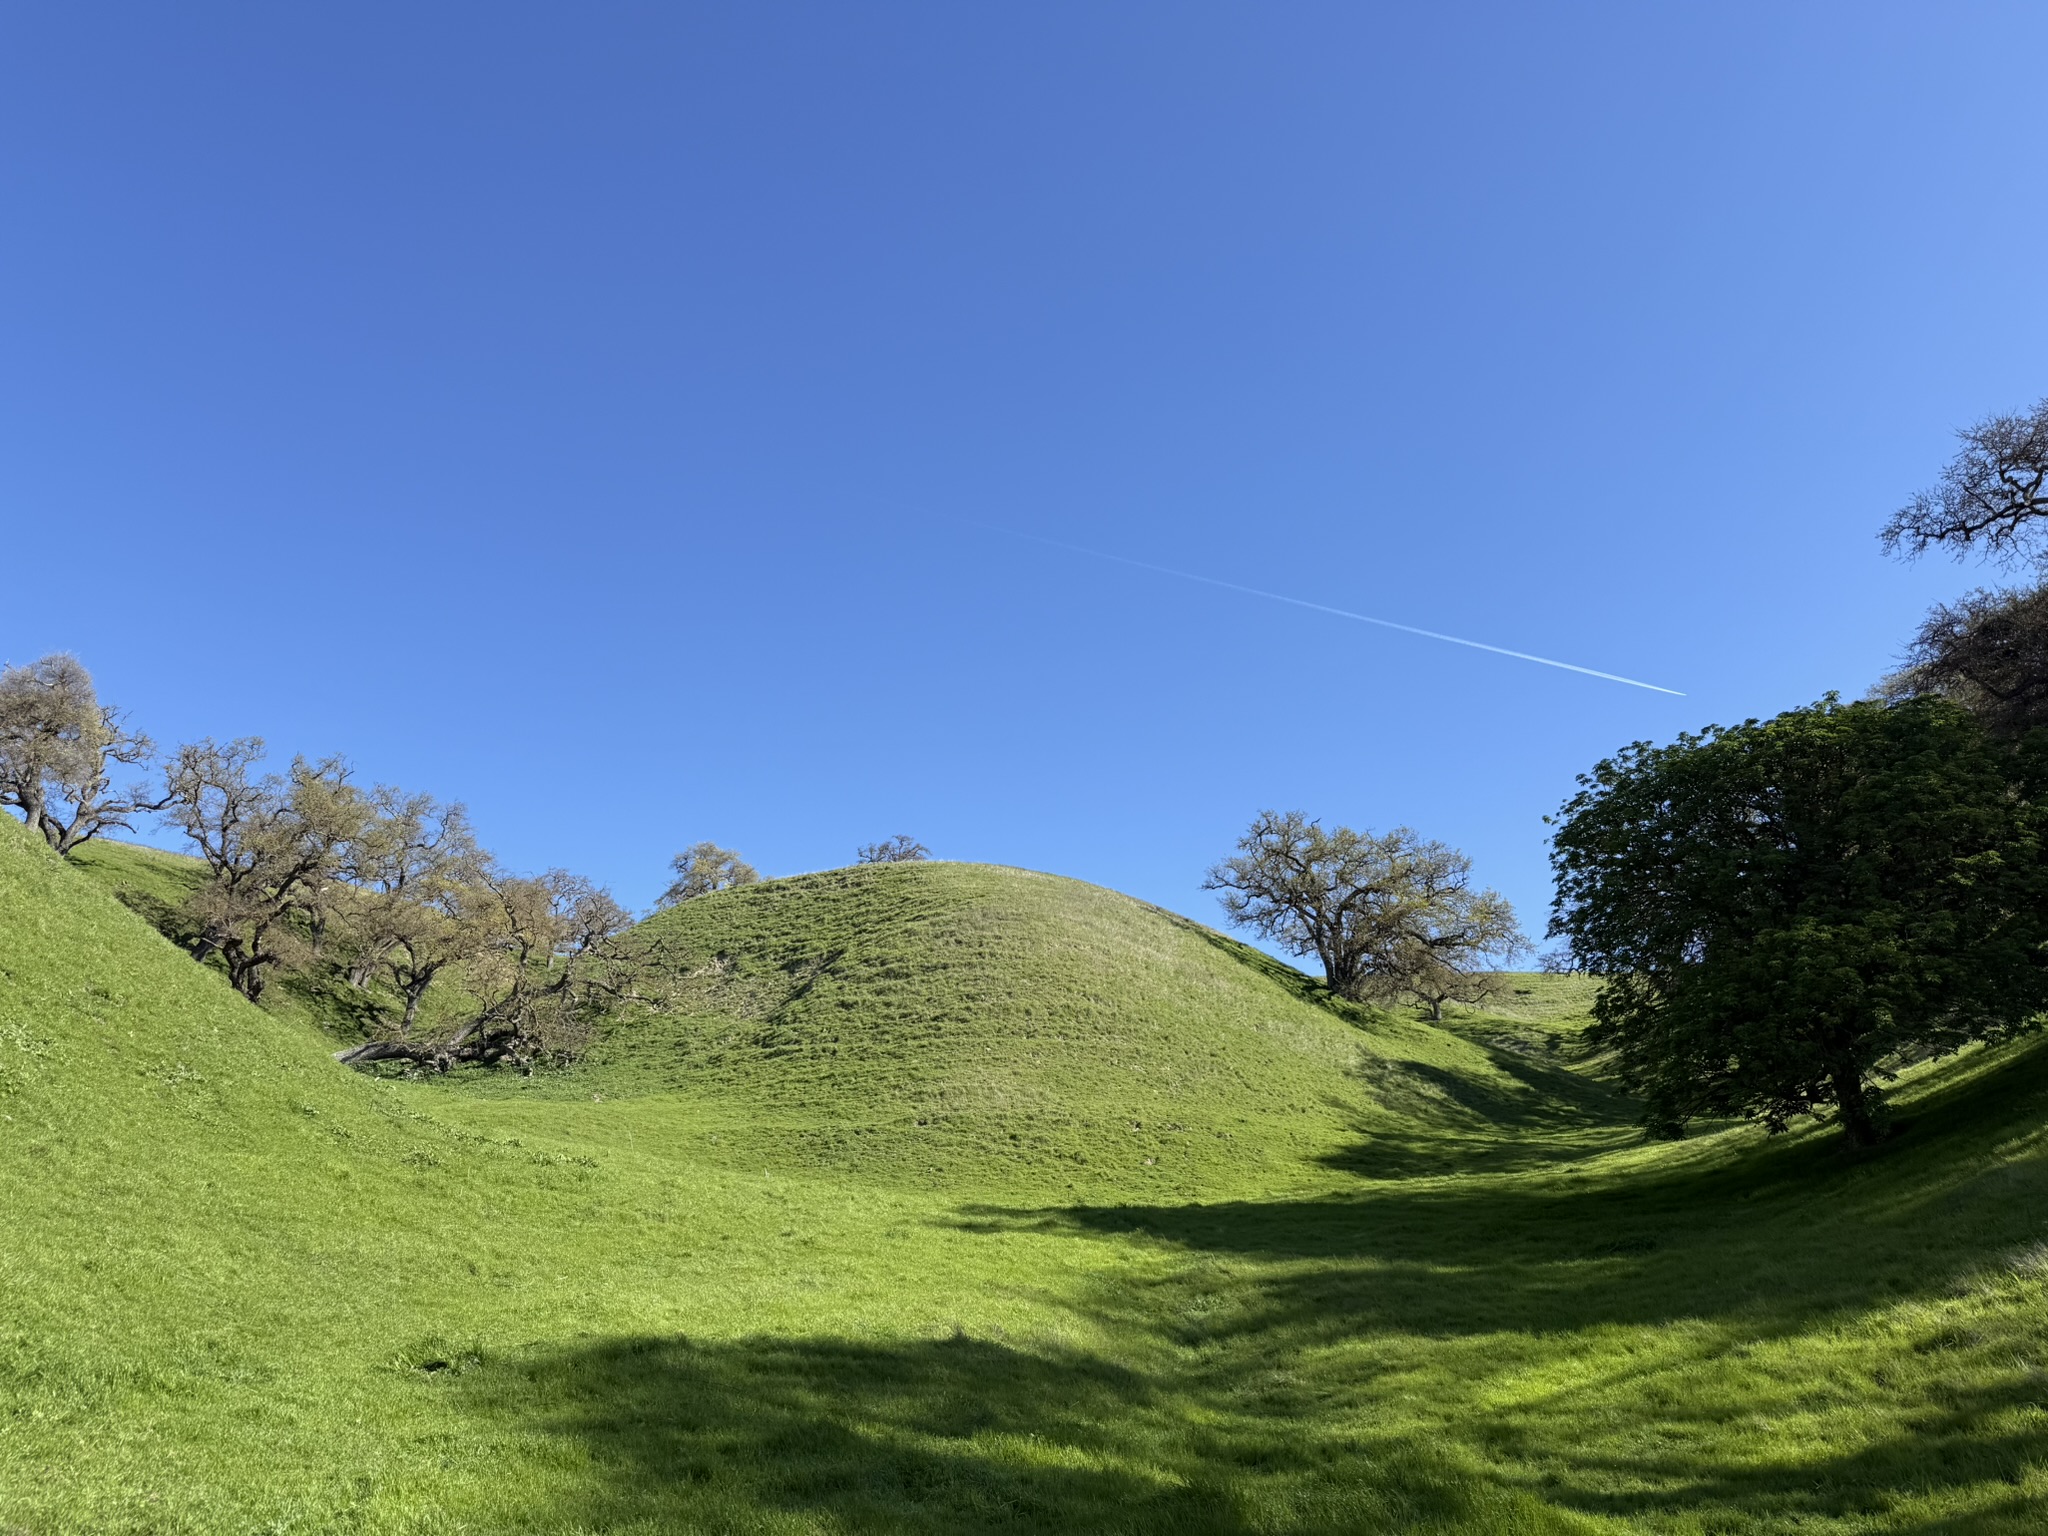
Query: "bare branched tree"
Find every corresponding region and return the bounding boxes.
[1877,400,2048,737]
[1879,585,2048,739]
[0,654,165,855]
[1366,843,1528,1021]
[335,790,483,988]
[1881,398,2048,566]
[1205,811,1523,1010]
[160,740,371,1001]
[1204,811,1410,998]
[659,841,759,905]
[856,834,929,864]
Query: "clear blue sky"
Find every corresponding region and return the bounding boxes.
[5,3,2044,939]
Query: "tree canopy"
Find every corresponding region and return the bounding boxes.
[660,842,759,905]
[857,834,929,864]
[1205,810,1522,1008]
[1549,696,2048,1145]
[1881,584,2048,740]
[1881,397,2048,567]
[0,654,163,855]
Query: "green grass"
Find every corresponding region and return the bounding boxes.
[10,821,2048,1532]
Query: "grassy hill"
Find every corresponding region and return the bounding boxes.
[451,860,1627,1195]
[12,820,2048,1532]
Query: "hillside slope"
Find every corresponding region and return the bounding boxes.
[15,819,2048,1533]
[446,861,1631,1192]
[64,843,1628,1193]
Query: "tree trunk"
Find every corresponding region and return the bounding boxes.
[1831,1065,1883,1147]
[346,946,389,990]
[400,971,439,1033]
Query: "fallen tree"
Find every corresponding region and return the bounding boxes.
[335,870,658,1072]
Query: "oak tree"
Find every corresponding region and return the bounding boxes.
[1369,843,1528,1020]
[857,834,929,864]
[660,841,758,904]
[1881,397,2048,566]
[0,654,165,855]
[160,740,371,1001]
[1549,696,2048,1146]
[1205,812,1517,1005]
[337,870,648,1071]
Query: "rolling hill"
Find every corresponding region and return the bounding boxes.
[11,819,2048,1533]
[453,859,1627,1193]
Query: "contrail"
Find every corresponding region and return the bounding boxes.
[1004,531,1685,697]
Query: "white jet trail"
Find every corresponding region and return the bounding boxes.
[1006,531,1685,697]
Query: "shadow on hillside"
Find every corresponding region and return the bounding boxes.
[919,1041,2048,1528]
[1174,917,1360,1015]
[461,1260,2048,1534]
[451,1331,1542,1533]
[1330,1031,1644,1178]
[958,1035,2048,1342]
[1177,916,1653,1178]
[454,1333,1202,1533]
[446,1047,2048,1533]
[1532,1371,2048,1529]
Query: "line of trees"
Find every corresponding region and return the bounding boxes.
[31,395,2048,1147]
[2,659,946,1071]
[0,667,670,1071]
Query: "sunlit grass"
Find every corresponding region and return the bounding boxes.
[6,822,2047,1531]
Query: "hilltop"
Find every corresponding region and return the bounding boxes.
[11,819,2048,1533]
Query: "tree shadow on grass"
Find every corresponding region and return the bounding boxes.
[1175,914,1651,1178]
[446,1045,2048,1533]
[930,1041,2048,1532]
[960,1035,2048,1341]
[452,1331,1550,1535]
[1521,1372,2048,1532]
[1331,1037,1645,1178]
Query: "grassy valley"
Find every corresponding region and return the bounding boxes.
[6,821,2048,1532]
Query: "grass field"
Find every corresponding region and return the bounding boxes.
[7,819,2048,1532]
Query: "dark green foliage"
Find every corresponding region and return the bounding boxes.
[1550,696,2048,1144]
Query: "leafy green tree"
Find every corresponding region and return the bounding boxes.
[660,842,759,905]
[1549,697,2048,1146]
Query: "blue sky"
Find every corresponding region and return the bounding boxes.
[5,2,2045,940]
